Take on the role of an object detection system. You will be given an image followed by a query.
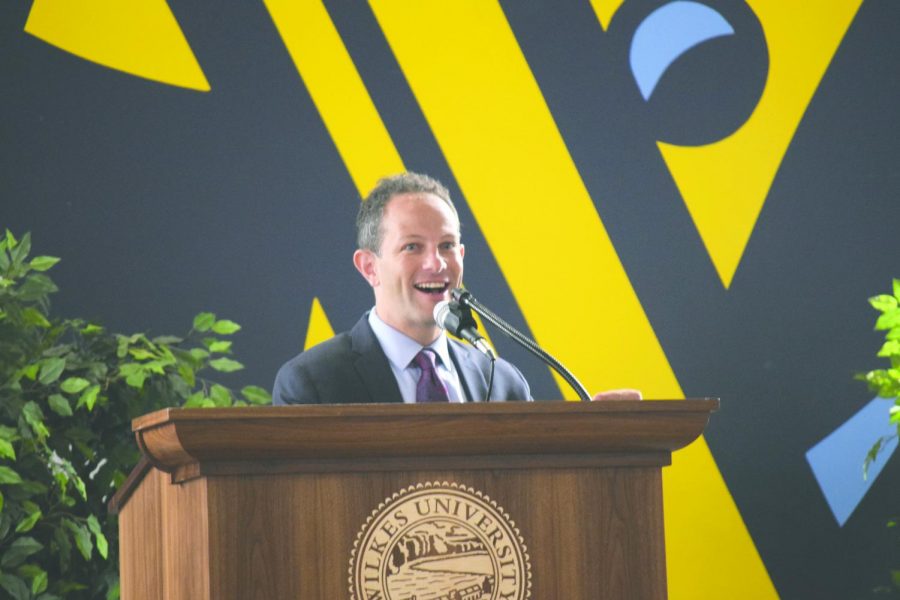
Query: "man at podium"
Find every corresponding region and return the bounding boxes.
[273,172,641,405]
[273,172,532,405]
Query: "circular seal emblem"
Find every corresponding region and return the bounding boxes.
[350,482,531,600]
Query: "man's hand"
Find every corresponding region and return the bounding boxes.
[591,388,643,401]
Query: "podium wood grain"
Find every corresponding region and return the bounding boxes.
[115,400,716,599]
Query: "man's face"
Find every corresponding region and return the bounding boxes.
[354,192,464,344]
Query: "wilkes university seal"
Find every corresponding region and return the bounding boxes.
[349,482,531,600]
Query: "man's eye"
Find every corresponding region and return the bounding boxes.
[402,243,418,251]
[440,242,457,250]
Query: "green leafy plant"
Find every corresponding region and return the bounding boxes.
[856,279,900,599]
[857,278,900,475]
[0,231,271,599]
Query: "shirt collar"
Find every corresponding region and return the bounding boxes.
[368,309,453,370]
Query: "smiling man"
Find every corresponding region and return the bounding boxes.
[272,172,532,404]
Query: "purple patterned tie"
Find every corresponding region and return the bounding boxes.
[412,349,450,403]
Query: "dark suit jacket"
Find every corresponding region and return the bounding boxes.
[273,315,531,404]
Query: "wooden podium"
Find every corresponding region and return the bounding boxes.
[112,400,717,599]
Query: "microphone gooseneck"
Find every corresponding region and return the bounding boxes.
[451,288,592,402]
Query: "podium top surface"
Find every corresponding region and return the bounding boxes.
[132,399,718,471]
[110,400,718,514]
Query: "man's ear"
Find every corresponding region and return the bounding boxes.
[353,249,379,287]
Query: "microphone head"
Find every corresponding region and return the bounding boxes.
[433,300,452,330]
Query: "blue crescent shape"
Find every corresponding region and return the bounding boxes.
[630,1,736,101]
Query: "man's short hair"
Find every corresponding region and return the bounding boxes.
[356,172,459,254]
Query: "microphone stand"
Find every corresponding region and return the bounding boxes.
[452,289,592,402]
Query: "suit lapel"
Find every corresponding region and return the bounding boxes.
[349,316,403,404]
[449,341,488,403]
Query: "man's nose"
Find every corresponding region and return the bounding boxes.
[422,247,446,270]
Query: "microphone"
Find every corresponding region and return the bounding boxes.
[451,288,592,402]
[433,300,497,360]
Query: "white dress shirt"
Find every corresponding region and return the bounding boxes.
[367,309,466,403]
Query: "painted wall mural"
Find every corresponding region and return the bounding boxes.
[4,0,900,597]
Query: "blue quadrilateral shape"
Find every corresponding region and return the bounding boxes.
[806,397,898,526]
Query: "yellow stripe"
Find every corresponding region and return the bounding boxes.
[369,2,776,597]
[657,0,863,287]
[264,0,404,194]
[25,0,209,91]
[588,0,626,31]
[304,297,336,350]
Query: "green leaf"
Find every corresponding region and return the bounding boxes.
[64,520,92,561]
[21,307,51,328]
[81,323,104,335]
[193,312,216,332]
[115,335,130,358]
[878,340,900,358]
[60,377,90,394]
[15,504,42,533]
[142,360,168,375]
[18,273,57,300]
[57,582,88,594]
[119,364,147,389]
[241,385,272,405]
[28,256,60,272]
[0,490,4,512]
[72,473,87,500]
[0,438,15,460]
[0,466,23,484]
[0,573,29,600]
[21,363,40,381]
[209,358,244,373]
[106,581,120,600]
[87,515,109,559]
[16,565,42,579]
[0,425,18,441]
[53,526,71,572]
[894,278,900,300]
[38,357,66,385]
[876,309,900,331]
[152,335,183,345]
[1,536,43,568]
[48,394,73,417]
[77,385,101,412]
[183,392,208,408]
[177,362,196,387]
[10,232,31,266]
[189,348,210,361]
[128,348,155,360]
[209,385,232,407]
[19,480,47,496]
[5,229,18,249]
[211,319,241,335]
[30,570,48,595]
[22,402,49,440]
[870,294,899,312]
[206,339,232,353]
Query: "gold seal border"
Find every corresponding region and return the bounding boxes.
[348,481,532,600]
